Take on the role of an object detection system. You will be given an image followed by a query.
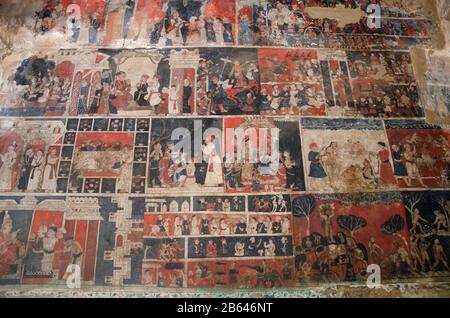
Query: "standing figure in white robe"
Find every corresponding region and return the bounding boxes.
[27,150,44,191]
[191,215,200,235]
[147,76,162,109]
[117,146,133,192]
[41,225,62,274]
[0,144,17,191]
[203,136,223,187]
[174,216,182,236]
[198,18,207,44]
[168,85,180,114]
[41,148,59,192]
[213,18,224,45]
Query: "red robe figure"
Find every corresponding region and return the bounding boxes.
[377,142,396,185]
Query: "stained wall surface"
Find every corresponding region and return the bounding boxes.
[0,0,449,298]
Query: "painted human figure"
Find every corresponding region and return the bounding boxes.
[268,3,291,34]
[333,68,350,107]
[308,143,327,179]
[418,238,432,270]
[432,239,450,271]
[182,215,190,235]
[117,145,133,192]
[431,210,448,232]
[89,83,103,114]
[168,85,180,114]
[159,148,172,186]
[194,153,208,186]
[69,14,81,43]
[377,142,396,186]
[229,60,247,89]
[391,144,409,185]
[368,236,384,265]
[231,238,245,256]
[186,17,201,44]
[27,150,44,191]
[41,148,58,192]
[205,18,216,43]
[222,17,234,43]
[112,71,132,110]
[264,239,276,257]
[403,142,425,187]
[48,78,62,102]
[200,215,209,235]
[239,14,253,44]
[0,144,17,191]
[213,18,224,45]
[77,80,89,115]
[59,77,71,103]
[166,10,185,45]
[321,142,339,189]
[174,216,182,236]
[18,146,34,191]
[88,11,101,44]
[123,0,136,39]
[411,208,428,234]
[282,151,297,189]
[192,238,203,257]
[182,79,192,113]
[319,204,334,242]
[61,236,83,280]
[219,218,230,235]
[149,143,163,187]
[0,212,25,275]
[281,216,290,235]
[202,135,223,187]
[191,215,200,236]
[134,75,150,107]
[206,239,217,257]
[97,82,112,115]
[26,225,63,274]
[272,216,282,234]
[235,217,247,234]
[258,88,271,112]
[147,75,162,110]
[149,19,164,44]
[41,226,62,273]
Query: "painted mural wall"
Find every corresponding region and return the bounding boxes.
[0,0,448,295]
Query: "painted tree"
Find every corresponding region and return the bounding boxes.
[403,192,423,219]
[150,120,173,148]
[292,195,316,236]
[336,215,367,238]
[381,214,408,247]
[404,192,433,235]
